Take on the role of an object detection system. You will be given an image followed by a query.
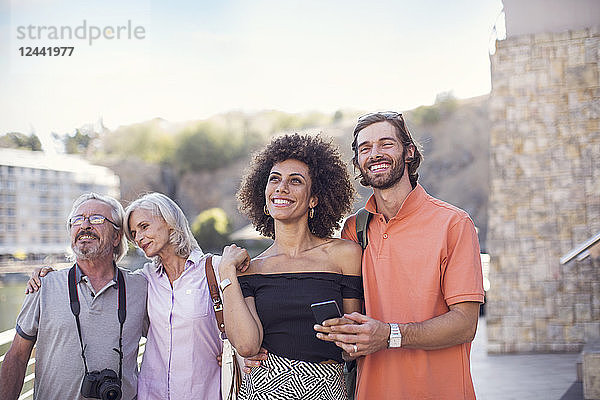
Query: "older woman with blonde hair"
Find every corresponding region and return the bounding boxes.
[123,192,226,399]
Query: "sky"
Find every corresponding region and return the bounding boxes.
[0,0,504,146]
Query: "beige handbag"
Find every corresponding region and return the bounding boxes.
[205,256,242,400]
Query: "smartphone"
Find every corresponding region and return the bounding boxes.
[311,300,342,325]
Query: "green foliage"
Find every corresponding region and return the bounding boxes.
[410,91,458,126]
[173,121,262,173]
[191,208,232,252]
[256,110,331,134]
[333,110,343,122]
[411,105,441,125]
[63,129,98,154]
[0,132,42,151]
[435,91,458,114]
[101,120,175,163]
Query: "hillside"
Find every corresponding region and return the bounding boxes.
[53,96,491,249]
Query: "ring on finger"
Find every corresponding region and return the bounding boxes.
[353,344,358,353]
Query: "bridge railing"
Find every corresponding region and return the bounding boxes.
[0,328,146,400]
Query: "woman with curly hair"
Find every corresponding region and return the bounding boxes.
[218,133,362,399]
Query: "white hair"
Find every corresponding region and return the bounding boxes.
[67,192,128,262]
[124,192,201,264]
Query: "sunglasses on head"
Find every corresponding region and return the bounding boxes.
[357,111,403,121]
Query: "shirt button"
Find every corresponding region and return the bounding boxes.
[383,233,388,239]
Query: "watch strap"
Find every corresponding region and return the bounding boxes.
[219,278,232,291]
[388,323,402,348]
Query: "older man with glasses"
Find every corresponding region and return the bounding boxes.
[315,111,484,399]
[0,193,147,400]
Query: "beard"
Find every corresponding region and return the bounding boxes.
[72,242,113,260]
[360,149,407,190]
[72,232,113,261]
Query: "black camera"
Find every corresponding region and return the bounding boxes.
[80,368,122,400]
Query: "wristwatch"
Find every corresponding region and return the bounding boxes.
[388,323,402,348]
[219,278,232,291]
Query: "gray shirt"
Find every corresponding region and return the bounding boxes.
[16,265,148,400]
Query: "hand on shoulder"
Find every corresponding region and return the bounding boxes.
[25,266,55,294]
[219,244,251,276]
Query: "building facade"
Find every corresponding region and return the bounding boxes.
[0,148,120,260]
[487,1,600,352]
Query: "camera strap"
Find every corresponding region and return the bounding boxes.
[68,264,127,380]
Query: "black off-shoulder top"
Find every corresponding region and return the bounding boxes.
[238,272,363,363]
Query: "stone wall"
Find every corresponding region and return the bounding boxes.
[487,27,600,353]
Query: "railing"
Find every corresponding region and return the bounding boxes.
[560,230,600,264]
[0,328,146,400]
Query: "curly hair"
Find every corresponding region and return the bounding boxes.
[238,134,355,239]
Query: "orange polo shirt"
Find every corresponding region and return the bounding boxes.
[342,184,484,400]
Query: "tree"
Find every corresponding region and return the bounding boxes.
[191,208,232,252]
[173,122,261,173]
[100,120,175,163]
[333,110,343,123]
[0,132,42,151]
[64,129,97,154]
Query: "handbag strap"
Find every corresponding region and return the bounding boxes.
[205,255,226,333]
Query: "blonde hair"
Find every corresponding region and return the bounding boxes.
[124,193,201,264]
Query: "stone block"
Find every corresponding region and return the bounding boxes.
[520,326,535,342]
[535,32,554,43]
[583,341,600,399]
[536,70,550,87]
[566,65,599,88]
[551,343,569,352]
[513,35,533,46]
[571,29,590,40]
[516,341,535,352]
[568,343,585,352]
[550,60,565,83]
[576,293,593,305]
[556,44,568,58]
[577,304,593,322]
[566,324,585,342]
[568,43,586,66]
[584,38,600,63]
[545,298,557,317]
[548,324,565,340]
[554,31,571,42]
[486,341,504,354]
[584,322,600,342]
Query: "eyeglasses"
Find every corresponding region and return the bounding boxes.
[357,111,403,121]
[70,214,118,227]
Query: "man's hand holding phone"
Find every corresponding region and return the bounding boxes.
[310,300,342,325]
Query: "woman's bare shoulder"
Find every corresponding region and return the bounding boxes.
[329,237,361,256]
[328,238,362,275]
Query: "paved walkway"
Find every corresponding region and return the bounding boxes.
[471,317,581,400]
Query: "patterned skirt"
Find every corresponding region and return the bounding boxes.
[238,352,347,400]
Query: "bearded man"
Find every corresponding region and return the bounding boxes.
[0,193,147,400]
[315,112,484,399]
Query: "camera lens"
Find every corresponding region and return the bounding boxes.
[100,382,122,400]
[96,369,121,400]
